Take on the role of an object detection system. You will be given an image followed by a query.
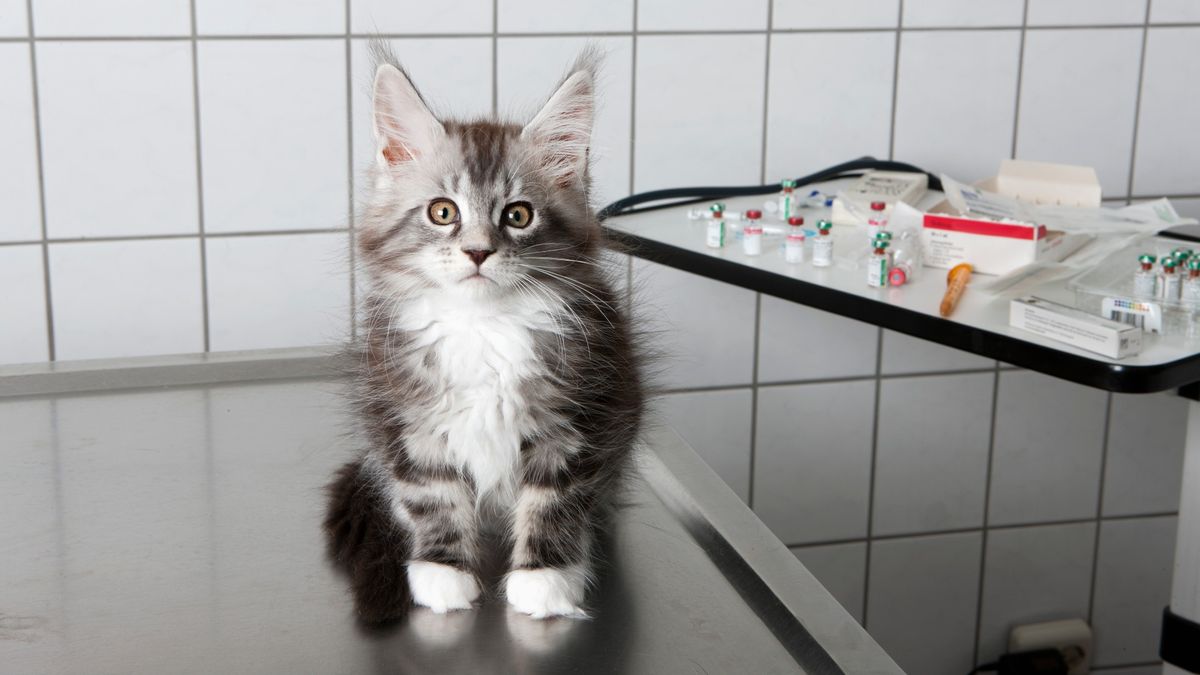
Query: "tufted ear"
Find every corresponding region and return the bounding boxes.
[522,65,595,188]
[372,63,444,168]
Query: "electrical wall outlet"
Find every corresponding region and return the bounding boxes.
[1009,618,1092,675]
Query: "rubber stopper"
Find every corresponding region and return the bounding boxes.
[745,209,762,220]
[788,216,803,226]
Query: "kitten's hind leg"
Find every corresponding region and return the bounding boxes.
[323,460,412,625]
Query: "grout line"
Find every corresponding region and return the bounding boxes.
[0,228,351,247]
[971,363,1002,666]
[628,0,638,193]
[747,292,762,508]
[1010,0,1029,160]
[651,366,1002,396]
[24,0,55,361]
[860,324,885,628]
[1124,0,1153,204]
[491,0,498,116]
[758,0,773,185]
[187,0,211,352]
[885,0,902,162]
[344,0,356,342]
[1087,392,1115,624]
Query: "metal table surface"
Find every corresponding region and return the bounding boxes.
[0,354,900,675]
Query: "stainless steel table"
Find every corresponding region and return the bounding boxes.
[0,352,900,674]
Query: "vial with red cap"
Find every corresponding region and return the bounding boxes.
[742,209,763,256]
[784,216,805,263]
[866,201,888,242]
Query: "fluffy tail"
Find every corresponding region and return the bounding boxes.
[323,460,412,624]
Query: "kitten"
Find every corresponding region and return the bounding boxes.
[324,44,644,623]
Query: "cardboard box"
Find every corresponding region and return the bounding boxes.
[920,205,1088,276]
[1010,296,1142,359]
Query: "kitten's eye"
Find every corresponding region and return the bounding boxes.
[427,199,459,226]
[502,202,533,229]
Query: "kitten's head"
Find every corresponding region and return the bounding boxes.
[359,46,601,302]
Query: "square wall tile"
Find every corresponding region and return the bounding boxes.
[1132,28,1200,197]
[1027,0,1147,26]
[638,0,766,30]
[0,0,27,36]
[1016,29,1143,196]
[902,0,1024,27]
[773,0,898,29]
[497,36,633,206]
[37,41,198,238]
[49,239,203,360]
[989,371,1108,526]
[874,373,992,535]
[653,389,753,501]
[757,296,878,383]
[765,32,895,181]
[206,233,350,351]
[754,380,875,544]
[635,35,765,191]
[498,0,632,32]
[880,330,993,375]
[633,259,756,389]
[790,542,867,623]
[892,30,1021,184]
[350,38,493,178]
[1152,0,1200,23]
[199,40,348,233]
[195,0,345,35]
[978,522,1096,661]
[0,44,41,242]
[1092,516,1176,666]
[866,532,982,675]
[0,245,48,364]
[32,0,189,36]
[1103,392,1187,516]
[350,0,492,34]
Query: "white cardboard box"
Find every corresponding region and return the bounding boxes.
[1010,296,1142,359]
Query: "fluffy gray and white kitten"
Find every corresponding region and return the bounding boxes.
[324,45,644,623]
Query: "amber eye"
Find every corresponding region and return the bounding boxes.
[427,199,459,225]
[502,202,533,229]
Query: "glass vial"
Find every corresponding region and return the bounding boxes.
[779,179,797,220]
[812,219,834,267]
[705,202,726,248]
[742,209,763,256]
[1134,253,1158,297]
[1160,257,1182,302]
[867,235,889,288]
[784,216,806,264]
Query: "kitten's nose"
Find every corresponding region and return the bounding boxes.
[462,248,494,267]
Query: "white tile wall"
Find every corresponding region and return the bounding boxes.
[764,32,895,181]
[892,30,1021,184]
[1131,28,1200,197]
[206,233,349,352]
[772,0,898,30]
[498,0,632,33]
[989,371,1108,525]
[902,0,1024,27]
[1091,516,1176,666]
[790,542,867,623]
[754,380,875,544]
[654,389,753,501]
[873,373,992,535]
[879,329,993,374]
[1151,0,1200,23]
[36,41,198,238]
[635,34,765,190]
[497,36,633,206]
[0,0,27,36]
[866,532,982,675]
[1102,392,1188,517]
[1015,29,1143,196]
[195,0,346,35]
[637,0,767,31]
[757,297,877,383]
[978,522,1096,661]
[349,0,492,34]
[0,43,41,242]
[49,239,204,360]
[0,245,48,363]
[31,0,189,37]
[198,40,349,233]
[1026,0,1147,26]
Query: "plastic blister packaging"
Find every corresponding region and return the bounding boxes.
[1070,236,1200,336]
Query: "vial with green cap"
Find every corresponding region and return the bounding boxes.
[1160,257,1182,302]
[812,219,834,267]
[867,234,890,288]
[1186,258,1200,304]
[705,202,726,249]
[1134,253,1158,297]
[778,179,797,220]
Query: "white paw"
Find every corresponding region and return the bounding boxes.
[504,568,588,619]
[407,561,480,614]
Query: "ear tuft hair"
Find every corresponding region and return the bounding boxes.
[369,40,443,167]
[522,46,603,188]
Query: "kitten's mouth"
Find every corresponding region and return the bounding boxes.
[460,272,495,285]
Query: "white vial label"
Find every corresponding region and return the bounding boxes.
[867,253,888,288]
[1185,278,1200,304]
[706,220,725,248]
[1133,270,1157,297]
[743,227,763,256]
[785,235,805,263]
[1162,274,1183,301]
[812,236,833,267]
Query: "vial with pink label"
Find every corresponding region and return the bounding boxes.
[866,201,888,242]
[784,216,805,263]
[742,210,763,256]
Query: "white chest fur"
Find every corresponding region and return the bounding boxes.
[395,291,557,499]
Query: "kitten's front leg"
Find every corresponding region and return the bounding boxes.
[394,468,482,613]
[504,460,598,619]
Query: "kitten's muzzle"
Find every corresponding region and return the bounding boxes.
[462,248,495,267]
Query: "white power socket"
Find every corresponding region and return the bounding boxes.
[1009,618,1092,675]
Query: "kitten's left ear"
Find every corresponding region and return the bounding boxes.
[522,60,596,188]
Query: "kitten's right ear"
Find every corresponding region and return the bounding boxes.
[372,64,443,167]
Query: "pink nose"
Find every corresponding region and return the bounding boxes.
[463,248,494,267]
